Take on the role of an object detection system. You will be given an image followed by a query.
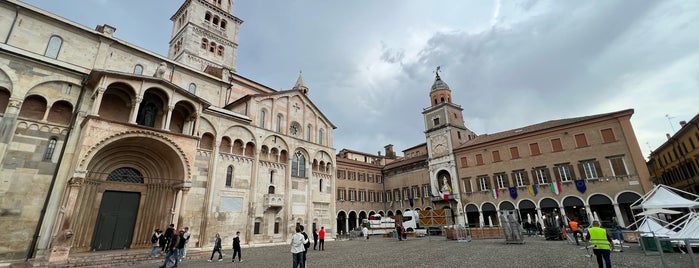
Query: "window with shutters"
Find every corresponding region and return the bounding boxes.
[476,154,484,165]
[551,138,563,152]
[394,189,401,201]
[337,188,346,200]
[358,172,365,182]
[510,146,520,159]
[337,170,345,179]
[349,189,357,201]
[492,150,501,162]
[478,176,490,191]
[412,186,419,198]
[555,164,573,182]
[369,191,375,202]
[575,133,589,148]
[601,128,616,143]
[534,167,549,184]
[462,178,472,193]
[385,190,392,202]
[423,184,431,197]
[378,191,384,202]
[359,190,366,202]
[513,170,528,187]
[580,160,601,179]
[495,173,508,189]
[529,143,541,156]
[402,188,409,200]
[608,156,628,176]
[460,157,469,167]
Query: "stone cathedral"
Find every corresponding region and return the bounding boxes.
[0,0,337,263]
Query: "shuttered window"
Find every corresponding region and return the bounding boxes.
[510,146,520,159]
[492,150,501,162]
[476,154,484,165]
[529,143,541,156]
[575,134,589,148]
[601,128,616,143]
[609,156,628,176]
[460,157,469,167]
[551,138,563,152]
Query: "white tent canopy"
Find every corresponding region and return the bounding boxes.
[631,184,699,210]
[635,208,681,216]
[638,217,676,237]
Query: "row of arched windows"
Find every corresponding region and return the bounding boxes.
[258,109,326,145]
[17,95,73,125]
[200,38,225,56]
[204,12,227,30]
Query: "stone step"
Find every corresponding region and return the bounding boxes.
[11,248,211,268]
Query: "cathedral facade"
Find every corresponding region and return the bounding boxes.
[0,0,336,262]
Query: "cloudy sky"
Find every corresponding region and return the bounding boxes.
[22,0,699,157]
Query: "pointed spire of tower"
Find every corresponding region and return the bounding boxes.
[293,70,309,95]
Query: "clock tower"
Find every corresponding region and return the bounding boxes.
[168,0,243,72]
[423,69,476,225]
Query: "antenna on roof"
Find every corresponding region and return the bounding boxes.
[665,114,676,132]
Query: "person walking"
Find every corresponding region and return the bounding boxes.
[585,220,613,268]
[232,231,242,262]
[568,218,581,245]
[312,227,319,250]
[149,228,161,257]
[159,229,181,268]
[291,226,307,268]
[180,227,190,261]
[362,226,369,240]
[396,224,402,241]
[318,226,326,250]
[208,233,223,262]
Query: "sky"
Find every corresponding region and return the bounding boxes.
[21,0,699,158]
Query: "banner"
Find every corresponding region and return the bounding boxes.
[575,179,586,193]
[491,189,499,199]
[509,187,518,199]
[528,184,538,196]
[409,198,414,208]
[550,181,562,195]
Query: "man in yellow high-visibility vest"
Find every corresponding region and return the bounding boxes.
[585,220,613,268]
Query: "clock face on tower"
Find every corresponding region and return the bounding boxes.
[431,134,448,156]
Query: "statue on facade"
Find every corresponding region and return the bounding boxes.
[154,62,168,78]
[440,176,452,193]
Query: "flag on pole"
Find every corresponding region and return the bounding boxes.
[443,192,449,200]
[491,189,499,199]
[550,181,562,195]
[420,196,424,206]
[508,187,518,199]
[528,184,538,196]
[401,199,404,208]
[390,200,394,208]
[409,198,414,208]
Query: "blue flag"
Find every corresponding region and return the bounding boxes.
[409,198,414,208]
[575,179,587,193]
[509,187,518,199]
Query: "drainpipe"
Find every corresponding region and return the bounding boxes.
[4,5,20,44]
[26,74,89,260]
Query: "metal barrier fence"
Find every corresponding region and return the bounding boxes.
[656,237,699,268]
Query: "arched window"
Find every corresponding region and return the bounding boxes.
[292,151,306,177]
[44,137,57,160]
[225,165,233,187]
[209,42,216,53]
[133,64,143,75]
[221,20,227,29]
[205,12,212,22]
[317,129,324,145]
[213,16,220,27]
[201,38,208,49]
[270,170,274,184]
[319,179,323,192]
[276,114,282,132]
[107,167,144,183]
[268,185,275,194]
[217,45,224,56]
[259,110,266,127]
[254,218,262,234]
[188,83,196,94]
[45,35,63,59]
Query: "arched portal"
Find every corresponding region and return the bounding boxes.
[70,135,186,252]
[336,211,347,235]
[563,196,586,225]
[348,211,358,232]
[617,192,642,226]
[589,194,614,227]
[465,204,479,228]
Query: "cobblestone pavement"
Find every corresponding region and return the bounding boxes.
[119,235,694,268]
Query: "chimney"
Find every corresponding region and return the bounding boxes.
[666,133,671,140]
[95,24,116,37]
[384,144,396,159]
[680,121,687,128]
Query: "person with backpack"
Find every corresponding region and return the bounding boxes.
[159,229,181,268]
[300,225,310,265]
[158,229,167,253]
[208,232,223,262]
[149,228,161,257]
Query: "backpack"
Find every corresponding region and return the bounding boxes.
[302,232,310,249]
[151,234,158,243]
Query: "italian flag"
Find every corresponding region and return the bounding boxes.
[550,181,562,195]
[491,189,499,199]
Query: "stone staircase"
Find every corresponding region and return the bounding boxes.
[10,248,211,268]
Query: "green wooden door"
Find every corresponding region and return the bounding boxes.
[91,191,140,250]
